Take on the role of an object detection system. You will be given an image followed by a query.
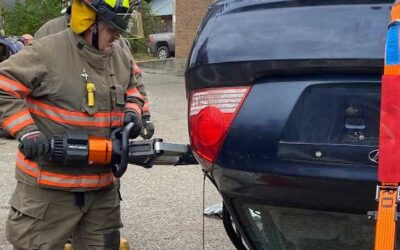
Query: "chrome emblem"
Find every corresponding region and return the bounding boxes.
[368,149,379,164]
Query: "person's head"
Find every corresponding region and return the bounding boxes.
[21,34,34,46]
[82,20,120,51]
[70,0,132,51]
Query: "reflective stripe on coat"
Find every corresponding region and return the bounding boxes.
[16,151,115,188]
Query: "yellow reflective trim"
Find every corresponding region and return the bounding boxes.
[104,0,116,8]
[122,0,129,8]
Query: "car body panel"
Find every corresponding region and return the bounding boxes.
[185,0,391,248]
[186,0,390,90]
[217,75,379,177]
[190,0,390,66]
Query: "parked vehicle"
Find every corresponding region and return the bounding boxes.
[0,36,23,62]
[148,32,175,59]
[186,0,391,249]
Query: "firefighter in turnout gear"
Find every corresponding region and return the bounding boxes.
[0,0,143,249]
[34,1,154,139]
[34,9,71,39]
[33,0,72,39]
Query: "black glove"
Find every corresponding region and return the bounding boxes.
[18,131,49,159]
[123,111,143,139]
[140,116,155,139]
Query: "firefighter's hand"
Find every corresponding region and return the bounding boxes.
[123,111,143,139]
[140,116,155,140]
[18,131,49,159]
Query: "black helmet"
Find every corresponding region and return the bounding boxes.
[89,0,133,32]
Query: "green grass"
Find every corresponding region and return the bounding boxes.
[134,52,156,61]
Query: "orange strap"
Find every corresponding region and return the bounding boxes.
[375,185,398,250]
[374,2,400,249]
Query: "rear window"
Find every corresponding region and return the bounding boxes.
[236,201,375,250]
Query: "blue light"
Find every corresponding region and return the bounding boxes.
[386,23,400,65]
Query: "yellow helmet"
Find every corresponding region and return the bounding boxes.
[70,0,96,34]
[70,0,132,34]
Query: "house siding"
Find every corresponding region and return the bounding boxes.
[175,0,213,59]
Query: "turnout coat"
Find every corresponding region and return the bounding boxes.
[0,29,144,191]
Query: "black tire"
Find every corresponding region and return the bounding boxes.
[157,46,170,59]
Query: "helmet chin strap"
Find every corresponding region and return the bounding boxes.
[91,24,99,49]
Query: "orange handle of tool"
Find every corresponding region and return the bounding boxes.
[88,137,113,165]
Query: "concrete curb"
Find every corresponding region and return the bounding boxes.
[136,58,187,76]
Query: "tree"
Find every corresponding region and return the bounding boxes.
[141,0,164,37]
[2,0,62,36]
[129,0,164,54]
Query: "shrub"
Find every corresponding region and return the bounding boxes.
[2,0,62,36]
[129,37,148,54]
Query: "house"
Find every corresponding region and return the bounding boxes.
[0,0,14,9]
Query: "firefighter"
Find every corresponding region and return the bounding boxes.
[33,0,71,39]
[34,2,154,140]
[20,34,34,46]
[34,13,70,39]
[0,0,143,249]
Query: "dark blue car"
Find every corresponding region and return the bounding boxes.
[185,0,393,249]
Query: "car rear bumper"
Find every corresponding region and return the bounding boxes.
[212,166,376,214]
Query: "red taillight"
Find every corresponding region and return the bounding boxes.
[189,86,251,167]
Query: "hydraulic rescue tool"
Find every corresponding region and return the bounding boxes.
[374,2,400,249]
[48,122,197,178]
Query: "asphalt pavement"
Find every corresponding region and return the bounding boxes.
[0,69,234,250]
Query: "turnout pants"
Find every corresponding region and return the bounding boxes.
[6,181,122,250]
